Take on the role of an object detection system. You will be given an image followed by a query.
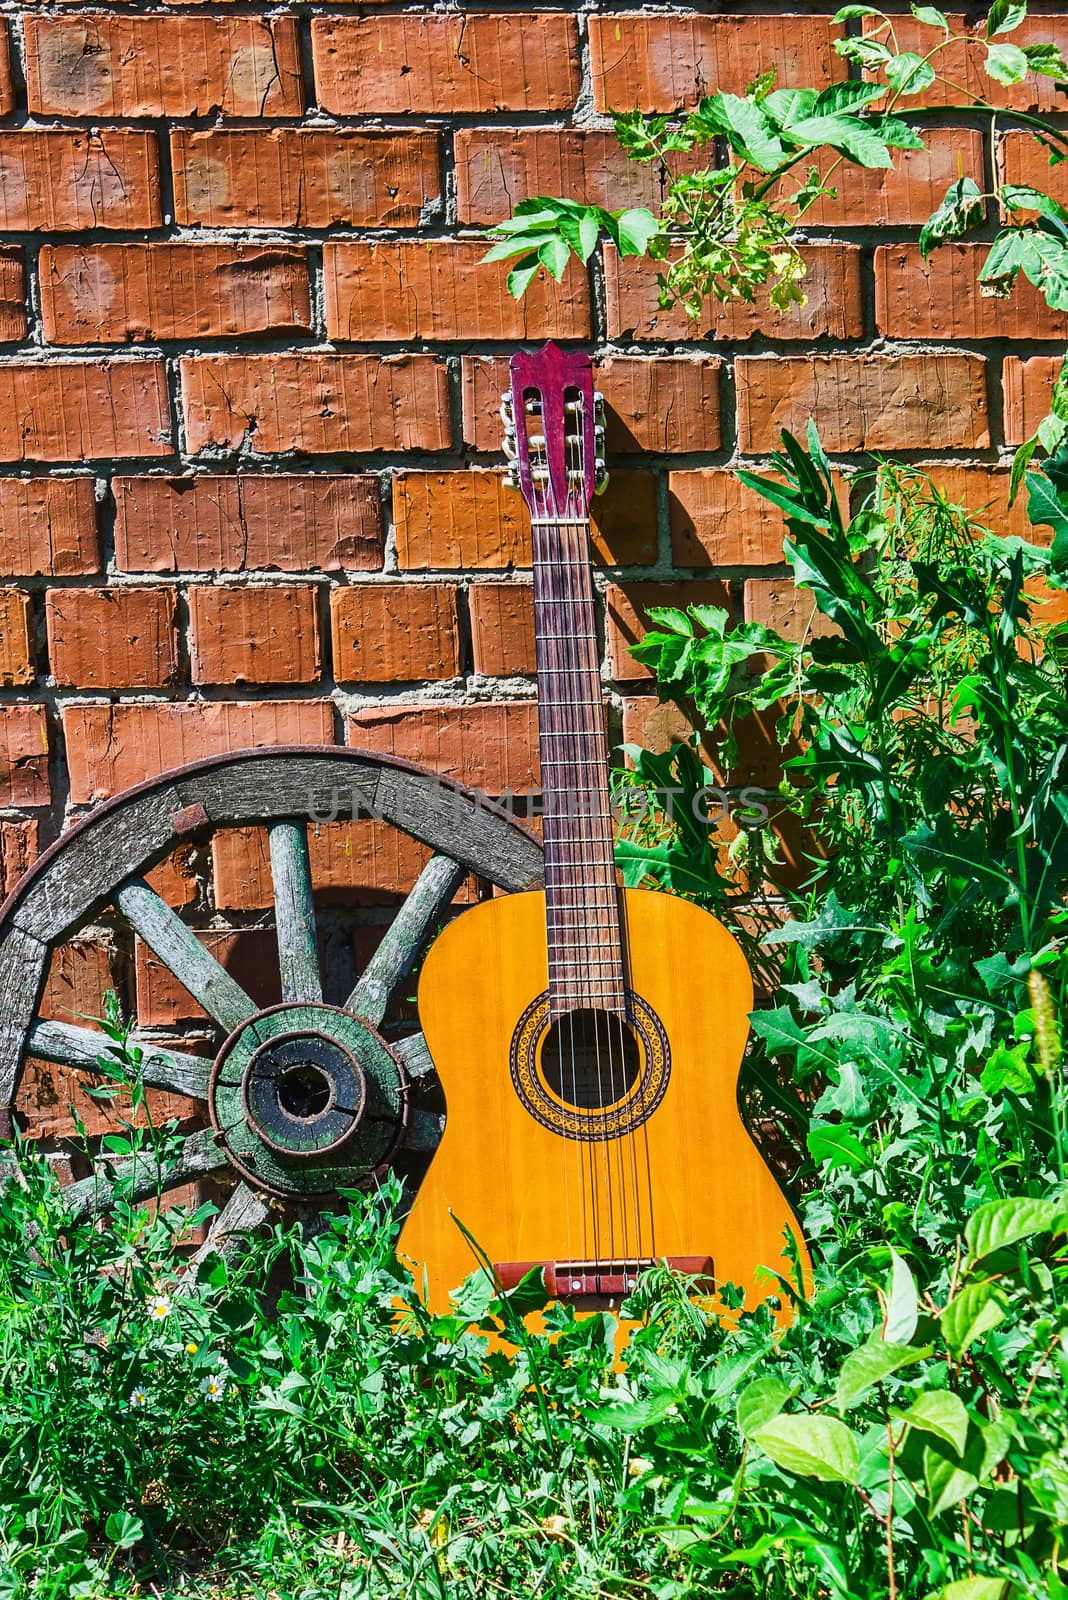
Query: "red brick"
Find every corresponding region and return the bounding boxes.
[670,469,851,568]
[455,128,679,224]
[770,127,984,227]
[180,354,449,456]
[0,818,37,900]
[188,585,321,687]
[469,583,536,677]
[744,579,838,645]
[331,584,460,683]
[606,244,863,342]
[1003,356,1063,446]
[0,589,33,685]
[312,14,580,115]
[114,476,382,575]
[47,587,178,690]
[875,243,1068,340]
[347,701,539,795]
[40,244,311,346]
[737,354,990,454]
[213,819,464,910]
[0,705,48,807]
[606,580,733,681]
[62,701,334,805]
[589,14,845,112]
[38,939,115,1025]
[25,16,303,118]
[146,848,198,910]
[324,240,589,342]
[999,131,1068,208]
[172,128,440,228]
[864,14,1068,112]
[0,362,171,462]
[135,929,282,1028]
[0,481,98,578]
[671,471,788,567]
[0,249,25,342]
[0,25,13,118]
[0,130,160,232]
[394,470,657,570]
[461,354,722,454]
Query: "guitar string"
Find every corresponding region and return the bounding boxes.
[560,394,636,1276]
[535,387,604,1271]
[544,398,603,1272]
[551,388,638,1277]
[529,381,588,1273]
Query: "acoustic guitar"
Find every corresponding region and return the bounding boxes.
[399,342,810,1321]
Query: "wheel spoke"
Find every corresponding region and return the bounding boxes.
[392,1031,435,1081]
[62,1127,229,1220]
[186,1180,270,1275]
[268,820,323,1004]
[27,1019,210,1100]
[345,853,466,1027]
[114,877,257,1034]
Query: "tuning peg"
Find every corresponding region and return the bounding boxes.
[500,390,513,413]
[594,461,609,495]
[502,432,517,460]
[502,467,520,491]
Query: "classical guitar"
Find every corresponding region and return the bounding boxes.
[399,342,810,1319]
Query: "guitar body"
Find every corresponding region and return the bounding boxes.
[400,886,811,1318]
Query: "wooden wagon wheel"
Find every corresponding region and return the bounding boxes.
[0,747,543,1260]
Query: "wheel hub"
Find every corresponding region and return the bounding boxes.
[209,1003,408,1199]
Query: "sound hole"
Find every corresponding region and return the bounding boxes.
[540,1009,641,1110]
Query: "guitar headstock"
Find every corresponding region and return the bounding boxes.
[501,342,607,522]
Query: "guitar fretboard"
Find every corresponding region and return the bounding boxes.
[533,516,626,1017]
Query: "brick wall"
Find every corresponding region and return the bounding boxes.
[0,2,1063,1089]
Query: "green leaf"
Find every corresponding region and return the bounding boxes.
[807,1122,870,1173]
[1023,41,1068,77]
[537,235,571,281]
[884,1249,919,1343]
[912,3,949,26]
[986,0,1027,35]
[885,52,936,94]
[751,1413,859,1483]
[700,93,787,172]
[104,1510,144,1551]
[578,209,600,262]
[924,1441,980,1517]
[922,1581,1008,1600]
[1027,469,1068,572]
[613,207,659,257]
[833,3,884,16]
[986,41,1030,84]
[737,1376,795,1439]
[789,114,893,169]
[835,1336,931,1409]
[963,1195,1064,1262]
[898,1391,970,1456]
[1001,184,1068,232]
[941,1280,1007,1356]
[506,258,541,299]
[919,177,985,259]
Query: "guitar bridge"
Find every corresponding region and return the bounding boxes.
[494,1256,714,1298]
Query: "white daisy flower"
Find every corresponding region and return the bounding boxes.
[129,1388,148,1408]
[148,1295,172,1321]
[199,1375,226,1402]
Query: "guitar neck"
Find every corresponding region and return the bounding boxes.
[533,515,626,1017]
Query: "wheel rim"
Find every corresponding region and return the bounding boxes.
[0,746,543,1256]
